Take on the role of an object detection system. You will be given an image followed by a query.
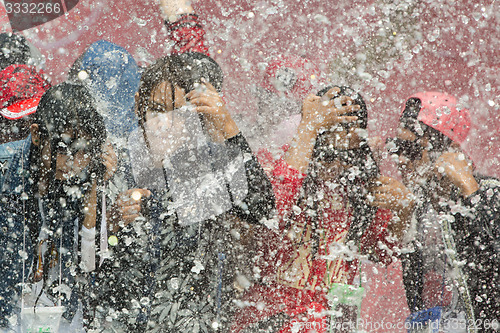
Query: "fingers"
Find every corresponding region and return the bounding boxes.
[185,82,219,100]
[328,115,359,124]
[323,87,341,100]
[305,93,321,102]
[188,96,217,107]
[101,142,118,181]
[332,104,360,116]
[195,106,222,115]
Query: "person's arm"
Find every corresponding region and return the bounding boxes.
[159,0,194,22]
[160,0,210,55]
[186,81,239,141]
[225,133,275,224]
[80,142,117,271]
[368,175,416,240]
[107,188,152,233]
[434,151,479,197]
[462,177,500,251]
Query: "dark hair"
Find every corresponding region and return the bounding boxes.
[32,82,107,188]
[297,85,378,246]
[400,97,452,154]
[0,33,31,70]
[27,83,107,304]
[136,53,223,146]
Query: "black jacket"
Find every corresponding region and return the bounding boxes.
[402,176,500,329]
[93,133,275,331]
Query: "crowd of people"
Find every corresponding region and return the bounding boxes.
[0,0,498,332]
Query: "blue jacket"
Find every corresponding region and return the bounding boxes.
[0,137,91,328]
[0,138,31,327]
[73,40,141,196]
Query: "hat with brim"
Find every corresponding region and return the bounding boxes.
[0,97,40,119]
[0,64,49,120]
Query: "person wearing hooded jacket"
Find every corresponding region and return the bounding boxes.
[68,39,141,202]
[0,33,50,145]
[370,92,500,332]
[0,82,117,331]
[95,53,274,332]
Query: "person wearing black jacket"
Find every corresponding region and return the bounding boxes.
[95,53,275,332]
[370,92,499,332]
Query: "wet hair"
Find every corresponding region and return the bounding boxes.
[0,33,31,70]
[136,52,223,146]
[31,82,107,189]
[27,83,107,305]
[0,115,31,143]
[296,85,378,246]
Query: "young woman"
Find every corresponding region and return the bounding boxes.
[0,82,115,331]
[97,52,275,332]
[232,86,401,333]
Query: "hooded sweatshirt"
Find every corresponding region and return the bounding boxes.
[71,40,140,148]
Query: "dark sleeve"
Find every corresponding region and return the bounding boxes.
[226,133,275,224]
[467,178,500,244]
[457,177,500,320]
[459,178,500,261]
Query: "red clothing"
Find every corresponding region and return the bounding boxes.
[166,14,210,56]
[232,150,397,333]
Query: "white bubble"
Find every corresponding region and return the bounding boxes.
[78,70,89,81]
[131,190,142,201]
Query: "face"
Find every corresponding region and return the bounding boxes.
[145,81,186,117]
[34,128,93,181]
[314,123,364,182]
[142,81,189,164]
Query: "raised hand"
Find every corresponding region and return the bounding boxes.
[369,175,415,239]
[434,151,479,197]
[102,140,118,182]
[159,0,195,22]
[300,87,360,134]
[185,81,239,141]
[108,188,152,232]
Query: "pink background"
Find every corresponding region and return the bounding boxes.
[1,1,498,331]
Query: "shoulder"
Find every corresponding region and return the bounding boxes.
[0,137,31,193]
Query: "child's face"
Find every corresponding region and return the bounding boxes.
[146,81,186,116]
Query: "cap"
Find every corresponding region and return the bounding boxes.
[0,64,50,119]
[401,91,471,144]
